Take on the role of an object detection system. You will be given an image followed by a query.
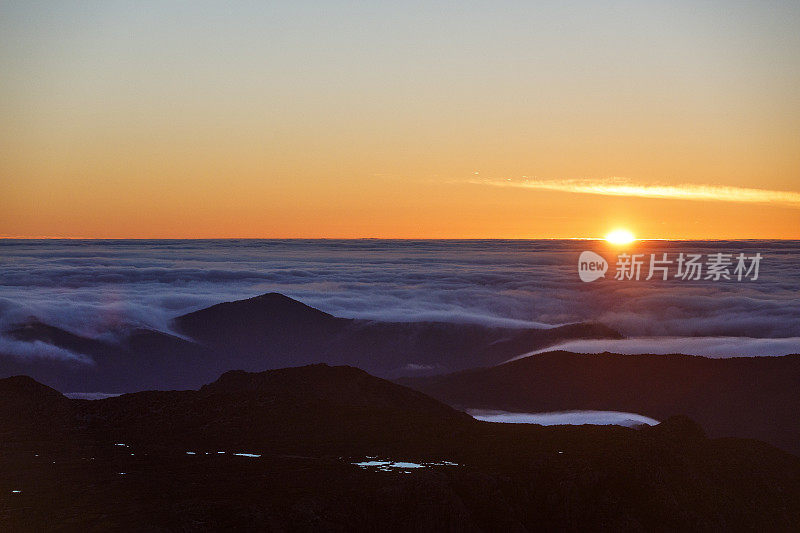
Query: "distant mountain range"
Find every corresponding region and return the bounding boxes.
[0,292,621,391]
[1,366,799,531]
[2,292,798,456]
[399,350,800,455]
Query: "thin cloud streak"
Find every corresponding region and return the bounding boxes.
[470,177,800,208]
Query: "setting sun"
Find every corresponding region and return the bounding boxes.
[605,229,636,245]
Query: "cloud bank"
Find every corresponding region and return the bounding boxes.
[0,239,798,360]
[512,336,800,361]
[0,337,93,363]
[469,410,659,427]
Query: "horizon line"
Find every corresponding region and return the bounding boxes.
[2,236,799,242]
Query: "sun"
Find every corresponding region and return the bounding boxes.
[605,228,636,245]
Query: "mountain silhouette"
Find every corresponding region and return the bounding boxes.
[0,375,79,446]
[172,292,623,377]
[399,350,800,455]
[0,293,623,392]
[79,364,471,455]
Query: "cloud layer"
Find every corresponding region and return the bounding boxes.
[515,336,800,360]
[1,239,798,360]
[469,410,659,427]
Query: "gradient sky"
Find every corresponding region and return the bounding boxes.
[2,1,799,239]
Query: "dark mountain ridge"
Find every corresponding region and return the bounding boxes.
[172,292,623,377]
[80,364,472,454]
[399,350,800,455]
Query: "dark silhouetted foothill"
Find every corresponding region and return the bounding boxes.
[399,350,800,455]
[645,415,707,442]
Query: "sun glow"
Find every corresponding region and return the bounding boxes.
[605,229,636,245]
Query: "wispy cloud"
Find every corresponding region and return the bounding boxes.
[469,177,800,208]
[514,336,800,360]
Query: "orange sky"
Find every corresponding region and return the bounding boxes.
[2,2,799,239]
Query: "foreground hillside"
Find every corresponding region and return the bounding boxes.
[399,350,800,455]
[1,366,799,531]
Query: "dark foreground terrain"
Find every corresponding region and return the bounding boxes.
[1,365,799,532]
[400,350,800,455]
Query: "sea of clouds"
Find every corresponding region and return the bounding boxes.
[468,410,660,427]
[1,239,799,360]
